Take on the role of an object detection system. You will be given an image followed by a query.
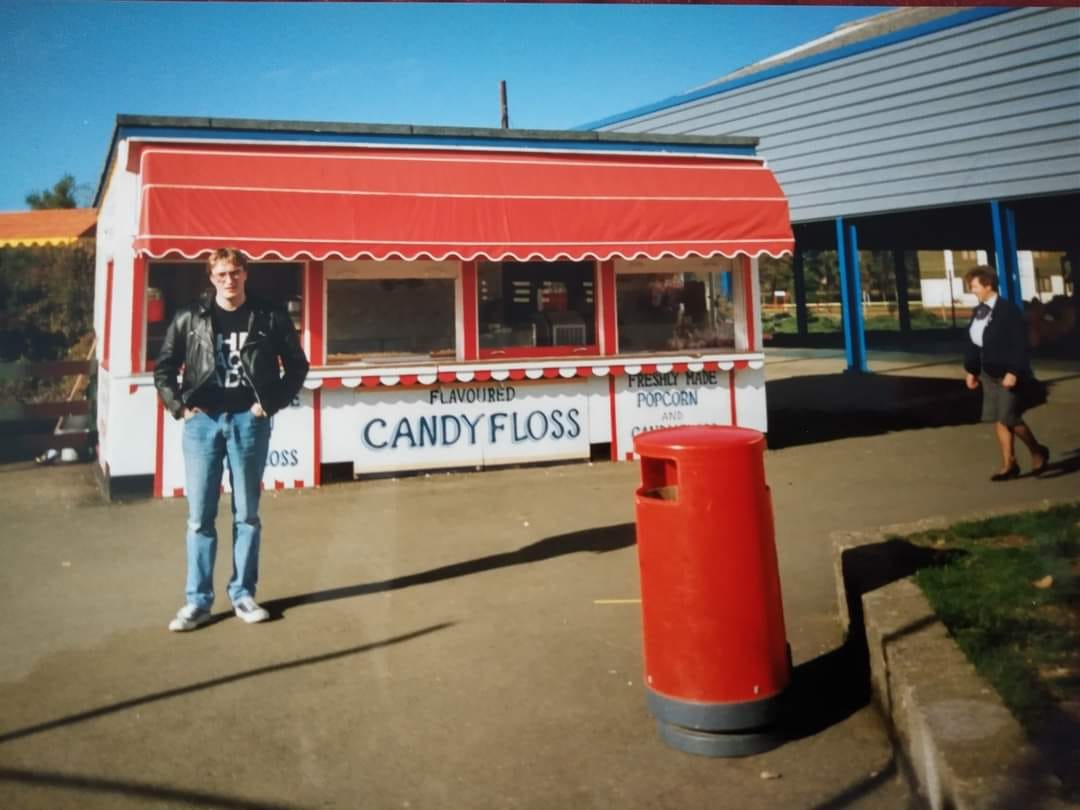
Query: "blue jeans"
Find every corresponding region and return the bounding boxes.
[182,409,271,609]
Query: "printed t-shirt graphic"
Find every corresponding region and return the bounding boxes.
[190,301,257,413]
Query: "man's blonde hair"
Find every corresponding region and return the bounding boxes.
[207,247,248,274]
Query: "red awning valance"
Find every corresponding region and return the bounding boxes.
[133,145,793,262]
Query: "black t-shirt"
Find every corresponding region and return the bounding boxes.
[190,301,257,413]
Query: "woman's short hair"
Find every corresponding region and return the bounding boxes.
[963,265,998,291]
[206,247,248,274]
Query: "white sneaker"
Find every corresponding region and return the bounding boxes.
[168,604,212,632]
[233,596,270,624]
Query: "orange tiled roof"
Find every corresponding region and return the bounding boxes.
[0,208,97,248]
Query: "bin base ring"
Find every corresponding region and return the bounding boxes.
[646,686,787,732]
[656,719,786,758]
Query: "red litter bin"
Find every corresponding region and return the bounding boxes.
[633,426,790,757]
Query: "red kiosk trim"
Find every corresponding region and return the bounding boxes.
[131,255,146,373]
[598,260,617,355]
[460,260,479,361]
[741,255,756,352]
[304,260,325,366]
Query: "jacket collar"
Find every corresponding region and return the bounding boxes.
[197,290,262,316]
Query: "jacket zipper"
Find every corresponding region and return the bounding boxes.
[184,316,217,405]
[238,309,267,412]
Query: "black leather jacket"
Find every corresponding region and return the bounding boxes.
[154,292,310,419]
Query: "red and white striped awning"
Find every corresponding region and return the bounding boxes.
[133,145,793,262]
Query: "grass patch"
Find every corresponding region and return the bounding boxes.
[906,502,1080,730]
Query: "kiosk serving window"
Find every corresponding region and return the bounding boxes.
[146,260,303,368]
[478,260,596,356]
[325,260,457,364]
[615,257,735,353]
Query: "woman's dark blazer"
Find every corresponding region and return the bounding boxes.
[963,296,1031,380]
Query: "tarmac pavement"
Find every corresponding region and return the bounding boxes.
[1,349,1077,809]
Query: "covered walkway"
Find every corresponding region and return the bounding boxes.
[786,194,1079,372]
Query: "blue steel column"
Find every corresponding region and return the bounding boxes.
[720,272,732,301]
[990,200,1023,311]
[835,217,868,373]
[792,249,808,336]
[893,249,911,334]
[1069,251,1080,343]
[848,223,869,371]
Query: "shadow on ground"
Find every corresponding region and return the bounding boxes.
[1032,447,1080,481]
[767,373,980,449]
[832,537,1080,806]
[806,755,907,810]
[263,523,636,617]
[0,623,454,746]
[784,540,963,752]
[0,621,455,806]
[0,767,300,810]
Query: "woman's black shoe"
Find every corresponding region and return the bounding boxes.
[1032,445,1050,476]
[990,464,1021,482]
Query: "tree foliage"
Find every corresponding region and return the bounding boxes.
[1,175,96,369]
[803,250,840,302]
[0,243,95,363]
[757,255,793,300]
[24,173,90,210]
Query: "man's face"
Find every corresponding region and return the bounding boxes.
[209,259,247,303]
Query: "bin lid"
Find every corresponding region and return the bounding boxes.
[633,425,763,458]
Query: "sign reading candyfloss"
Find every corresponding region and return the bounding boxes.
[614,370,733,458]
[158,391,316,497]
[350,381,590,473]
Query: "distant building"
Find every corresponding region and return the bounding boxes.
[583,7,1079,367]
[0,208,96,248]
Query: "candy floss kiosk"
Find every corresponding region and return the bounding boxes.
[92,116,793,497]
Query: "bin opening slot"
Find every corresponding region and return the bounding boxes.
[640,458,678,501]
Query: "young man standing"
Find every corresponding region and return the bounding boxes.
[154,248,309,631]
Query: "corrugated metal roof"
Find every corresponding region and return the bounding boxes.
[696,8,967,88]
[588,7,1080,224]
[0,208,97,248]
[577,8,1011,132]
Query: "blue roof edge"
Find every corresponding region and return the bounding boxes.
[574,7,1014,132]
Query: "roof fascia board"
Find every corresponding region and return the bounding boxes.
[574,7,1014,132]
[114,114,757,148]
[114,125,759,158]
[93,120,123,208]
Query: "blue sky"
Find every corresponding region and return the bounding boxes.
[0,1,888,211]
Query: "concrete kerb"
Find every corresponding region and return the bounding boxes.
[831,501,1074,810]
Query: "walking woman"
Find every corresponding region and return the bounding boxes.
[963,265,1049,481]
